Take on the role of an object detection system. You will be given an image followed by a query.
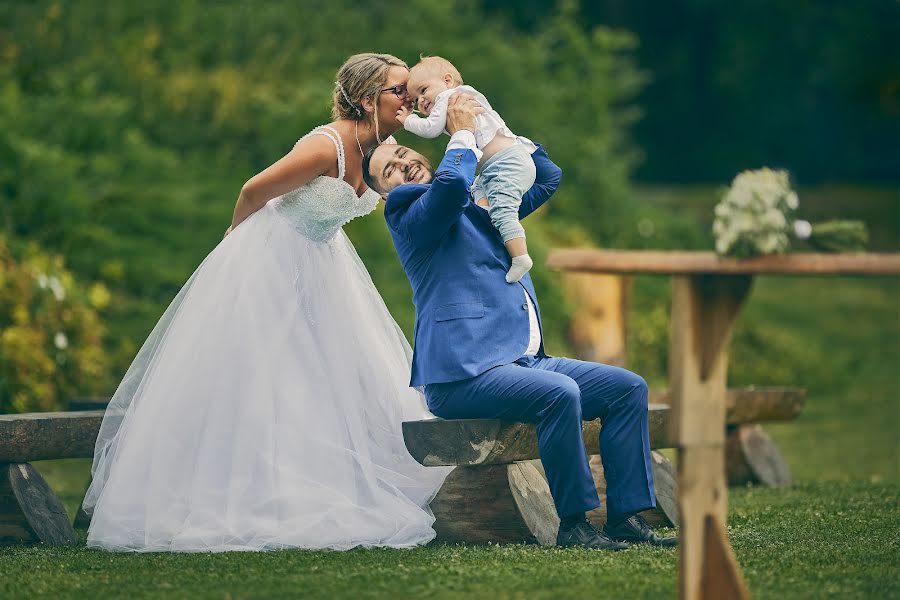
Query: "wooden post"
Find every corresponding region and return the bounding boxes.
[563,273,630,366]
[669,274,752,600]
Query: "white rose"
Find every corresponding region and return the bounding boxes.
[793,219,812,240]
[54,332,68,350]
[785,191,799,210]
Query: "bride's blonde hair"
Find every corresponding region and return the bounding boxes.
[332,53,408,140]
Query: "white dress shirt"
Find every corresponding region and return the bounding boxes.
[405,85,537,153]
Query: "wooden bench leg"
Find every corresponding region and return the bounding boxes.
[726,424,792,487]
[430,461,558,545]
[0,463,77,546]
[588,450,681,529]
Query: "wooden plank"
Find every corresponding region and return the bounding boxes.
[547,249,900,276]
[0,386,804,465]
[0,411,105,463]
[403,387,803,467]
[652,387,805,422]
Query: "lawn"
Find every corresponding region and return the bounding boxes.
[0,482,896,599]
[2,184,897,599]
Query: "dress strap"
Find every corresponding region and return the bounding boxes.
[296,125,346,181]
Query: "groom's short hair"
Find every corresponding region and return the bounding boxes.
[362,146,384,195]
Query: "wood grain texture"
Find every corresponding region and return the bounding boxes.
[669,275,750,599]
[0,463,76,545]
[700,514,750,600]
[725,424,792,487]
[563,272,630,367]
[429,465,535,544]
[507,461,559,546]
[587,450,679,528]
[0,411,104,462]
[547,249,900,276]
[403,387,802,467]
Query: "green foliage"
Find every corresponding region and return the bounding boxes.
[570,0,900,183]
[0,237,110,412]
[0,1,648,389]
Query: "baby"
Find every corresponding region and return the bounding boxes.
[397,56,538,283]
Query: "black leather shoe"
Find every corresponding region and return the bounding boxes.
[603,514,678,547]
[556,519,630,551]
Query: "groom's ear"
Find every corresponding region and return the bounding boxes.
[362,146,384,195]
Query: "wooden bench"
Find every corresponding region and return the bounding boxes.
[402,386,803,545]
[0,410,103,545]
[0,386,803,546]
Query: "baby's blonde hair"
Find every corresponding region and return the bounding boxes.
[410,55,464,86]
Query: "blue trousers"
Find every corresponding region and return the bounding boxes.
[425,355,655,519]
[470,144,536,243]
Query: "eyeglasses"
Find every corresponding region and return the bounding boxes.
[380,84,407,98]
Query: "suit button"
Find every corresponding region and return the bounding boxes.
[522,304,528,310]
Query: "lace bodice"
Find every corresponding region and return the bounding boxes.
[272,126,381,242]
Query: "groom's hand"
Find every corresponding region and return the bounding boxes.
[445,93,483,136]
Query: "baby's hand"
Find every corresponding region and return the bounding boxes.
[396,105,412,124]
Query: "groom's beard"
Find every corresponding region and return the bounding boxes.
[405,160,432,184]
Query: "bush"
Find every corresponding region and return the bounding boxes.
[0,237,111,412]
[0,0,649,372]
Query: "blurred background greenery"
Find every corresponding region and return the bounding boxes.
[1,1,897,481]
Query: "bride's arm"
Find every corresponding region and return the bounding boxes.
[230,135,337,230]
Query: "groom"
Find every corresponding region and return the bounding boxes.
[364,93,676,550]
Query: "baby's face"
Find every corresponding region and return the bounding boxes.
[407,69,455,116]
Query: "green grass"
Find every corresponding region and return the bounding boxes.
[4,184,897,598]
[0,482,896,599]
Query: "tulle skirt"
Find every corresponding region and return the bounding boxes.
[83,202,451,552]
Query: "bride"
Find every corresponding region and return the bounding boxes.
[82,53,451,552]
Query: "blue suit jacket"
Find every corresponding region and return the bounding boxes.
[384,145,562,386]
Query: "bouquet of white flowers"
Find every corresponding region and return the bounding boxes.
[712,168,868,258]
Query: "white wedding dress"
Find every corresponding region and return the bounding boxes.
[83,126,451,552]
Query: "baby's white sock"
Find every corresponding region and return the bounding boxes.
[506,254,534,283]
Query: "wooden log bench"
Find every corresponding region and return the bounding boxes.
[0,410,103,545]
[402,386,804,545]
[0,386,802,546]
